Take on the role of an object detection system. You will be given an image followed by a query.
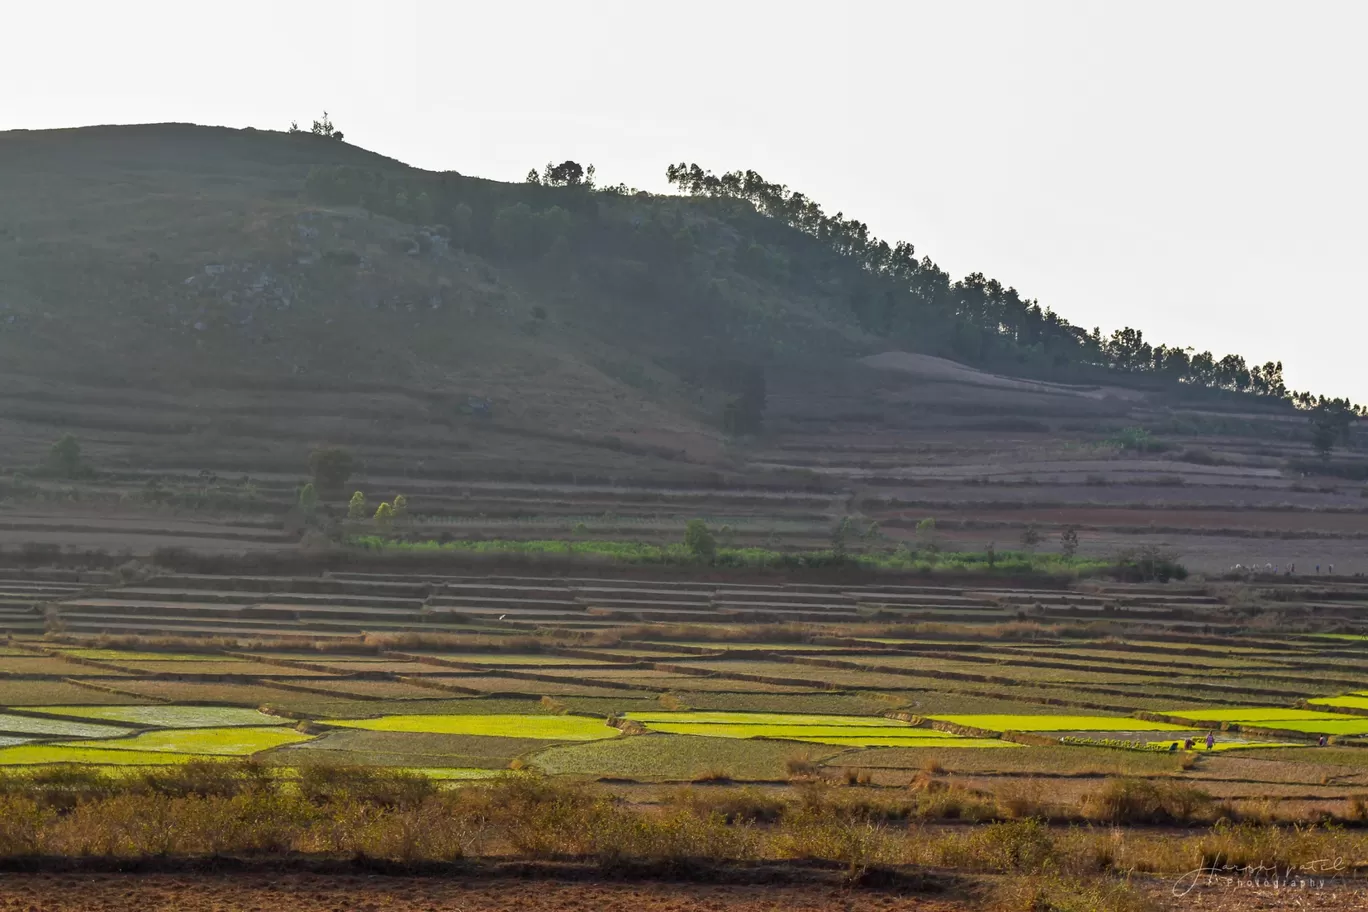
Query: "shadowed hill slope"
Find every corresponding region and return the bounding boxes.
[0,123,1349,486]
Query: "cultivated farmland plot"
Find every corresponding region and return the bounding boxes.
[3,565,1368,836]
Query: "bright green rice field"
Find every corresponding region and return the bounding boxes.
[321,713,619,741]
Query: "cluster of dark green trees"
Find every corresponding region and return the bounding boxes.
[299,148,1360,427]
[664,163,1362,416]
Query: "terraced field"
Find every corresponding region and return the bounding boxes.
[0,567,1366,826]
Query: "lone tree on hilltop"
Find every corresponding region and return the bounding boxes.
[309,447,355,494]
[290,111,344,141]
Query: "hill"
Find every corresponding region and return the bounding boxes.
[0,122,1364,574]
[0,123,889,479]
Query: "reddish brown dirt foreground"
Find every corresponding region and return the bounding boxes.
[0,873,961,912]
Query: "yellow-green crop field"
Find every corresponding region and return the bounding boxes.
[61,726,314,755]
[0,746,210,765]
[55,649,242,662]
[321,713,618,741]
[623,711,906,727]
[1155,708,1348,723]
[925,715,1191,733]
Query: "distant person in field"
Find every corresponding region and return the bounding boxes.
[1319,735,1327,747]
[1205,732,1215,750]
[1184,737,1193,750]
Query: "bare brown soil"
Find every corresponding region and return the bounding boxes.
[0,872,960,912]
[5,871,1368,911]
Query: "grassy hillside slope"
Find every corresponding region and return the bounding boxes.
[0,124,794,476]
[0,124,1352,499]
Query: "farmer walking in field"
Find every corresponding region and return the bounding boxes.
[1205,732,1215,750]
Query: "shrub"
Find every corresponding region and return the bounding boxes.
[1080,778,1212,825]
[296,766,434,808]
[786,754,819,779]
[46,434,84,479]
[939,819,1058,873]
[1110,427,1167,453]
[298,482,318,515]
[774,810,893,881]
[347,491,368,521]
[308,447,355,494]
[1179,446,1219,465]
[683,519,716,561]
[0,795,52,855]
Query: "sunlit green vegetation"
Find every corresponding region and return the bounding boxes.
[927,715,1189,733]
[348,536,1114,575]
[623,711,904,727]
[530,733,847,779]
[1257,718,1368,736]
[321,713,618,741]
[61,727,315,756]
[55,649,230,662]
[1156,707,1345,723]
[638,722,946,740]
[0,745,207,765]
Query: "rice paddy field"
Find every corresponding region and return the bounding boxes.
[4,568,1368,827]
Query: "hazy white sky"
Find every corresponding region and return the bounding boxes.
[5,1,1365,399]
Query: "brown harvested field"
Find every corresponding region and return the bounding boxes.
[262,679,456,700]
[0,526,285,553]
[0,872,970,912]
[0,679,157,705]
[95,660,342,677]
[102,680,343,706]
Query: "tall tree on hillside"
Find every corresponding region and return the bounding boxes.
[47,434,83,479]
[309,447,355,495]
[1309,401,1355,460]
